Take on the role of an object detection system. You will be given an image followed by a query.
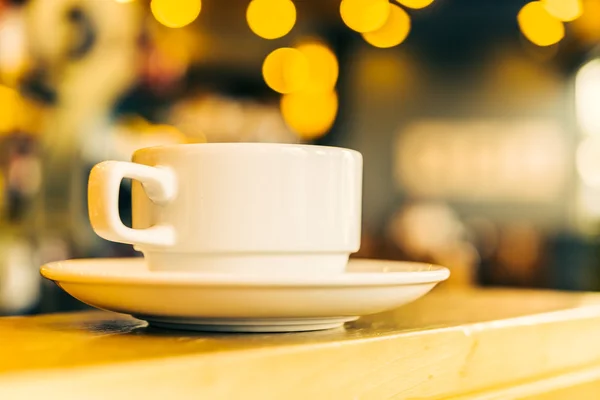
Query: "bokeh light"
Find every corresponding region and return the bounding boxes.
[395,0,435,9]
[246,0,296,39]
[572,0,600,44]
[577,137,600,187]
[281,90,338,139]
[579,184,600,218]
[262,48,309,94]
[0,8,27,88]
[576,58,600,136]
[150,0,201,28]
[542,0,583,22]
[517,1,565,47]
[362,5,411,48]
[0,84,20,133]
[340,0,390,33]
[296,41,339,92]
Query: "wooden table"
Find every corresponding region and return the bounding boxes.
[2,288,600,399]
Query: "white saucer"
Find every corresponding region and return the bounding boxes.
[40,258,449,332]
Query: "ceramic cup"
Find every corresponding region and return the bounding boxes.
[88,143,363,274]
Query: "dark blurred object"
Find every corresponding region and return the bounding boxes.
[546,233,600,291]
[65,6,96,60]
[20,68,58,105]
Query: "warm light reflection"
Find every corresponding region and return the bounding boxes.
[247,0,296,39]
[262,48,309,94]
[517,1,565,46]
[340,0,390,33]
[111,117,190,161]
[0,8,27,87]
[395,0,435,9]
[151,0,201,28]
[388,203,478,287]
[281,90,338,139]
[296,41,339,92]
[395,120,566,201]
[388,203,460,259]
[542,0,583,21]
[576,137,600,187]
[169,95,297,143]
[576,59,600,136]
[362,5,411,48]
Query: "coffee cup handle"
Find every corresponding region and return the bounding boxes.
[88,161,177,247]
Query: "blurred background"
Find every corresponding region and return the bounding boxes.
[0,0,599,315]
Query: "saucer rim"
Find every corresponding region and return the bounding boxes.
[40,258,450,287]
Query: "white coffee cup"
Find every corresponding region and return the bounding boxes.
[88,143,362,274]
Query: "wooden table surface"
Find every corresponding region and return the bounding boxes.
[2,288,600,399]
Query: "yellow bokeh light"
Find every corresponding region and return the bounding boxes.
[247,0,296,40]
[362,6,411,48]
[517,1,565,46]
[296,41,339,92]
[0,84,20,133]
[151,0,201,28]
[395,0,435,9]
[262,48,309,94]
[281,90,338,139]
[340,0,391,33]
[542,0,582,22]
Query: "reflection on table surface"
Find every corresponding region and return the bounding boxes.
[3,288,600,399]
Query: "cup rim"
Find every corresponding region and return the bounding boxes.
[133,142,362,158]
